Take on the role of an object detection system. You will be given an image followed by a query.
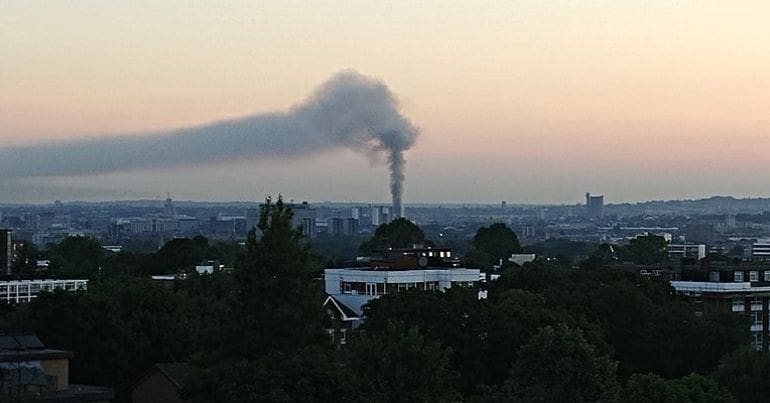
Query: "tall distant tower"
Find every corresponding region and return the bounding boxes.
[163,193,177,217]
[585,193,604,218]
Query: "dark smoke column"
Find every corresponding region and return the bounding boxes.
[390,149,405,218]
[0,70,419,205]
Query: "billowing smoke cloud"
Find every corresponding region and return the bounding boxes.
[0,70,418,213]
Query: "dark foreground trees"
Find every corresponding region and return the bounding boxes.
[3,200,758,402]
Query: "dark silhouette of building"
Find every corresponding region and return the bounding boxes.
[585,193,604,218]
[1,229,11,276]
[685,223,715,244]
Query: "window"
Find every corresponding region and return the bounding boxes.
[709,271,720,282]
[765,271,770,282]
[753,311,764,325]
[735,271,744,282]
[339,329,347,345]
[751,271,759,282]
[733,298,745,312]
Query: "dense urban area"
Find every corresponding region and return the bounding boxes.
[4,194,770,402]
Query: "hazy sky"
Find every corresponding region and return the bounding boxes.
[2,1,770,204]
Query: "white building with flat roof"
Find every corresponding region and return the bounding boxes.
[1,279,88,304]
[324,267,480,314]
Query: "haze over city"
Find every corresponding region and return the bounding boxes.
[3,1,770,204]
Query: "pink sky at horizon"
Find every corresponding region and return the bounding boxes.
[2,1,770,204]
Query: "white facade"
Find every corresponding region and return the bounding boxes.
[752,240,770,259]
[669,244,706,260]
[324,267,481,313]
[0,279,88,304]
[508,254,537,266]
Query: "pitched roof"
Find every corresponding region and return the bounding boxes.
[156,362,192,390]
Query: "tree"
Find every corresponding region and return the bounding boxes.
[359,218,431,254]
[10,240,41,278]
[626,234,668,264]
[154,237,207,274]
[187,197,334,401]
[227,196,329,357]
[465,223,521,270]
[46,236,105,278]
[622,373,736,403]
[713,347,770,403]
[473,223,522,260]
[489,324,620,403]
[10,279,191,400]
[339,321,459,402]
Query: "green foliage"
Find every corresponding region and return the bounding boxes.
[623,373,736,403]
[187,196,333,401]
[490,265,749,378]
[9,278,191,400]
[525,238,597,265]
[154,238,206,274]
[713,347,770,403]
[359,218,431,254]
[339,321,459,403]
[10,240,41,278]
[464,223,522,270]
[185,347,341,402]
[308,232,368,266]
[626,234,669,264]
[46,236,106,278]
[488,324,620,403]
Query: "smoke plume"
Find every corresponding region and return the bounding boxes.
[0,70,418,213]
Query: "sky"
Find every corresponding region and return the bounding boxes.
[2,1,770,204]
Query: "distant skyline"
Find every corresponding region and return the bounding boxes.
[3,2,770,204]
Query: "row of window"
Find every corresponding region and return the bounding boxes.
[732,271,770,282]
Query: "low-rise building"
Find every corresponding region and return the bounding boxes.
[1,279,87,304]
[671,261,770,350]
[669,244,707,260]
[0,333,113,402]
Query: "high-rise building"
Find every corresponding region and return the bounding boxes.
[0,229,12,276]
[585,193,604,218]
[371,206,383,227]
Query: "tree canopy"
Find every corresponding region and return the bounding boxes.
[359,217,431,253]
[465,223,522,270]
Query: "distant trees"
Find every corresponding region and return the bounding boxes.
[359,218,431,254]
[46,236,105,278]
[10,240,41,278]
[625,234,669,264]
[465,223,522,270]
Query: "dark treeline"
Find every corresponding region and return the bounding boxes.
[2,200,768,402]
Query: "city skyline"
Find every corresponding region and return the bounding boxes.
[3,2,770,204]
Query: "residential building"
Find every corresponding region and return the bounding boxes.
[669,244,707,260]
[752,240,770,260]
[671,261,770,350]
[1,279,88,304]
[0,333,113,402]
[324,247,480,323]
[131,363,191,403]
